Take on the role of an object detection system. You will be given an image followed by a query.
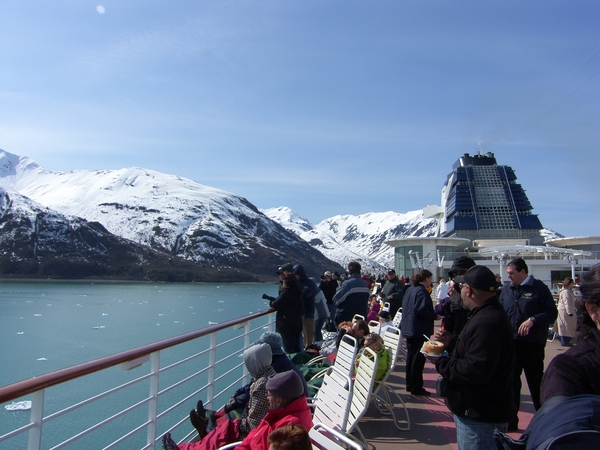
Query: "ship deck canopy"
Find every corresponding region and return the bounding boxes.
[478,244,592,260]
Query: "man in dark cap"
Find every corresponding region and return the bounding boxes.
[436,256,476,339]
[380,269,405,319]
[430,265,515,449]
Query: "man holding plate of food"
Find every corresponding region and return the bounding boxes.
[426,265,516,450]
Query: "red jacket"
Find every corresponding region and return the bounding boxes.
[236,396,313,450]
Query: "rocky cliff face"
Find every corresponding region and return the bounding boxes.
[0,151,343,280]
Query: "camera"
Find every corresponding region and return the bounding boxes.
[262,293,276,301]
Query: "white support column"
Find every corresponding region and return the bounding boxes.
[27,389,45,450]
[146,351,160,450]
[207,332,217,410]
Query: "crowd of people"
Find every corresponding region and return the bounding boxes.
[162,258,600,449]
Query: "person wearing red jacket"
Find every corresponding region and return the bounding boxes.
[162,370,311,450]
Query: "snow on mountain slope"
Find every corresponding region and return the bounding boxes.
[0,150,342,277]
[263,206,438,272]
[261,207,314,235]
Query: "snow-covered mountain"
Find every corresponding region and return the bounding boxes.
[0,150,342,280]
[262,207,438,273]
[0,187,234,281]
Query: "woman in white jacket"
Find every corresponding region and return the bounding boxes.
[557,277,577,346]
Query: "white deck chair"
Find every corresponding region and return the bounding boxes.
[392,308,402,328]
[346,346,378,445]
[382,301,390,312]
[311,365,354,433]
[306,334,358,392]
[371,326,410,431]
[352,314,365,322]
[310,423,365,450]
[368,319,380,334]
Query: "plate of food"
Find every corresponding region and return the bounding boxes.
[420,340,448,358]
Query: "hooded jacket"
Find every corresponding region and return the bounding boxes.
[239,343,276,436]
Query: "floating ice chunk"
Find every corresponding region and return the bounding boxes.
[17,332,24,335]
[92,326,106,329]
[37,358,47,361]
[102,313,108,316]
[34,314,42,317]
[5,401,32,411]
[208,321,218,325]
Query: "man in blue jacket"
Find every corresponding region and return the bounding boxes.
[333,261,370,325]
[498,258,557,431]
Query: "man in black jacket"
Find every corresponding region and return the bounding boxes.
[380,269,405,319]
[498,258,557,431]
[431,265,515,449]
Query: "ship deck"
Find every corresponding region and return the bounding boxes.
[357,337,566,449]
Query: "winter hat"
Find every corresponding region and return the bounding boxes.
[255,331,285,356]
[448,256,476,279]
[266,370,304,399]
[244,343,272,378]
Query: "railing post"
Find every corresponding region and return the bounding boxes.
[146,351,160,450]
[27,389,45,450]
[243,321,251,385]
[207,332,217,409]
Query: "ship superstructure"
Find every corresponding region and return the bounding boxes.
[439,152,544,244]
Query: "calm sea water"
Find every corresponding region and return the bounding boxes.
[0,281,278,448]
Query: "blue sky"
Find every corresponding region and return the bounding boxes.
[1,1,599,237]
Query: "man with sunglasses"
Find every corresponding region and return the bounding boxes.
[436,256,475,339]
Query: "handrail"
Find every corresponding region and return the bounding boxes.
[0,309,270,404]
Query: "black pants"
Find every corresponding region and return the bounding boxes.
[512,340,545,421]
[405,336,427,392]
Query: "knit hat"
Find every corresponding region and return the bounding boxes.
[266,370,304,399]
[448,256,476,278]
[255,331,285,355]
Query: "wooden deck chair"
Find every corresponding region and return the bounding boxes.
[368,319,380,335]
[346,346,378,445]
[371,326,410,431]
[309,423,365,450]
[311,365,354,433]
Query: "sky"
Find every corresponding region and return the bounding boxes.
[1,1,599,238]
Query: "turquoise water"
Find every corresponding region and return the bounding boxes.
[0,281,278,448]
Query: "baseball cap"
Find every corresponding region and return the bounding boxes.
[454,265,497,293]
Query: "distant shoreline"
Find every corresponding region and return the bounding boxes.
[0,277,275,285]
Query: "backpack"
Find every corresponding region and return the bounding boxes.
[493,395,600,450]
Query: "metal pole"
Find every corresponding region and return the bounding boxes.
[146,351,160,450]
[27,389,45,450]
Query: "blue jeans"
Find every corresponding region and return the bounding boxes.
[454,415,507,450]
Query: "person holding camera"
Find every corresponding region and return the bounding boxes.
[430,265,515,450]
[265,264,304,354]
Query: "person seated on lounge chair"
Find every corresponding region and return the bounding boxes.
[222,332,309,414]
[354,332,389,382]
[267,423,312,450]
[162,343,275,450]
[163,371,311,450]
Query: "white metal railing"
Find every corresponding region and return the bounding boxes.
[0,310,274,449]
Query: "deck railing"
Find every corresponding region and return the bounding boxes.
[0,309,274,450]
